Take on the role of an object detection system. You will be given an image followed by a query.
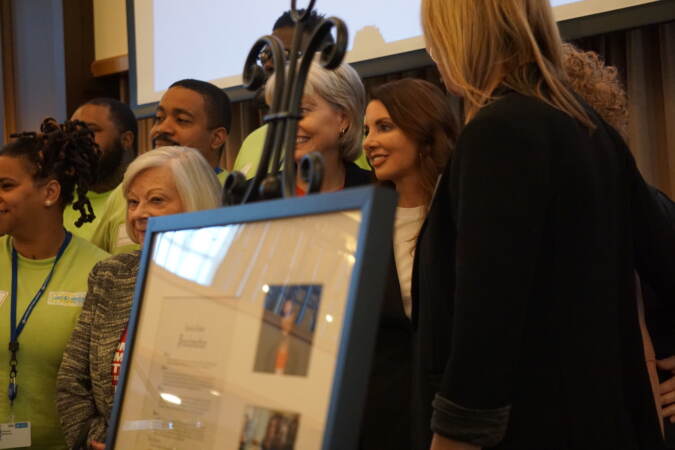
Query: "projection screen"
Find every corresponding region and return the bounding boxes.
[128,0,668,112]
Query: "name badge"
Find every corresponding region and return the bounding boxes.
[0,422,31,449]
[0,291,7,309]
[47,291,86,307]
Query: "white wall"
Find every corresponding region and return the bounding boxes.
[93,0,127,60]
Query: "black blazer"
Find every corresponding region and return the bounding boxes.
[411,92,675,449]
[643,187,675,360]
[360,260,413,450]
[642,188,675,447]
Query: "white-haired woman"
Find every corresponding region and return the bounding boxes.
[263,62,372,195]
[56,146,221,450]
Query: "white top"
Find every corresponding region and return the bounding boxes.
[393,206,426,318]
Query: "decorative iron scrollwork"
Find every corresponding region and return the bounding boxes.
[223,0,348,205]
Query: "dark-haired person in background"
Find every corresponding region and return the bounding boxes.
[92,80,231,255]
[64,98,137,243]
[0,119,109,449]
[150,78,231,184]
[260,8,327,77]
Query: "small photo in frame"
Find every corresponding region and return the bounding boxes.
[253,284,322,377]
[239,405,300,450]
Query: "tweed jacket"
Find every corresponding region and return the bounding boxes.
[56,251,140,448]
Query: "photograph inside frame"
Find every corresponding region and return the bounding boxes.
[111,209,363,449]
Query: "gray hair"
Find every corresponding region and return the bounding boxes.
[122,146,222,243]
[266,62,366,162]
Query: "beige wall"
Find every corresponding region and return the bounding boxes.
[93,0,128,60]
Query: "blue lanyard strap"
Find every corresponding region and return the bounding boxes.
[8,230,72,404]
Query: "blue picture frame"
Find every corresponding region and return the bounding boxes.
[106,185,397,449]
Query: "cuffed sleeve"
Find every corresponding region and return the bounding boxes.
[431,394,510,448]
[438,107,552,443]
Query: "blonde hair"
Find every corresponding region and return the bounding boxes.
[266,62,366,162]
[562,43,629,138]
[122,146,221,243]
[421,0,594,129]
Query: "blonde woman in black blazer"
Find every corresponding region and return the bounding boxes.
[416,1,675,449]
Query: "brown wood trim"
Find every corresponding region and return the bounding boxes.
[91,54,129,77]
[1,0,17,141]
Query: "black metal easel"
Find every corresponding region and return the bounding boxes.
[222,0,348,205]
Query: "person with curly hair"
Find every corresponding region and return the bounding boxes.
[0,118,110,449]
[562,43,630,138]
[64,98,138,245]
[563,43,675,436]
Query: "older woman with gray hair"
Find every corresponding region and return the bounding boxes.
[264,61,372,194]
[56,146,221,449]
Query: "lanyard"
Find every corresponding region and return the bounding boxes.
[7,231,72,405]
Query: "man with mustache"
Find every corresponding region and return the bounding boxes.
[150,78,231,184]
[90,80,231,254]
[64,98,137,241]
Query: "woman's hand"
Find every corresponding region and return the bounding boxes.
[657,356,675,423]
[89,440,105,450]
[430,433,481,450]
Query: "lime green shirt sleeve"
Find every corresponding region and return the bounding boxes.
[353,147,371,171]
[63,190,113,242]
[0,235,109,450]
[233,124,268,179]
[90,185,140,255]
[217,168,229,186]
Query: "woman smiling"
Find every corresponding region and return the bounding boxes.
[359,78,458,449]
[0,119,109,450]
[56,146,221,449]
[265,62,372,195]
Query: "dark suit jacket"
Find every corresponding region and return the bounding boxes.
[642,188,675,447]
[411,92,675,449]
[360,260,413,450]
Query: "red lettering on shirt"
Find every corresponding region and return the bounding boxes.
[112,326,128,388]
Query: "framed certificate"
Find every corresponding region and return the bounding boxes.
[106,186,397,449]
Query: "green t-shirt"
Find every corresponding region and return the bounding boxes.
[216,168,228,185]
[233,124,371,179]
[63,190,114,242]
[90,185,139,255]
[0,235,109,450]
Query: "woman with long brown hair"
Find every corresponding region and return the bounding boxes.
[416,1,675,449]
[360,78,457,449]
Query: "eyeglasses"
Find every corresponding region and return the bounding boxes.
[259,47,303,66]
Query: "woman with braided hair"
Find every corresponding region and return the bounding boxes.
[0,118,109,449]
